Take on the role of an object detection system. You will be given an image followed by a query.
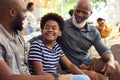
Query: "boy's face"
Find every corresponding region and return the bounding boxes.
[42,20,62,42]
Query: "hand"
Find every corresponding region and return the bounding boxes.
[79,64,89,70]
[59,74,73,80]
[101,61,115,78]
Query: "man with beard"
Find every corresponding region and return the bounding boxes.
[57,0,120,80]
[0,0,73,80]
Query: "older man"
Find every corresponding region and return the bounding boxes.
[57,0,120,80]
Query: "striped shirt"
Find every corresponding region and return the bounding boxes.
[28,40,64,74]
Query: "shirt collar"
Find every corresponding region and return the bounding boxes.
[84,23,91,31]
[0,23,14,41]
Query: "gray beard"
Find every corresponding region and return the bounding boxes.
[72,14,88,29]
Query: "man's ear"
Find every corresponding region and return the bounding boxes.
[90,11,93,15]
[9,8,17,17]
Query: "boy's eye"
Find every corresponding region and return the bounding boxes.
[44,26,49,29]
[44,25,58,30]
[52,26,57,30]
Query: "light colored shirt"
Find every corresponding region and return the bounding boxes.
[0,23,28,74]
[23,11,37,28]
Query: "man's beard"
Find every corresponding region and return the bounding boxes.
[72,14,88,29]
[12,14,23,34]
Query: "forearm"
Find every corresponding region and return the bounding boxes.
[61,56,84,74]
[101,53,115,77]
[2,74,54,80]
[102,53,114,62]
[9,74,73,80]
[68,64,84,74]
[34,70,51,75]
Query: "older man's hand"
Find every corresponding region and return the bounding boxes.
[102,61,115,78]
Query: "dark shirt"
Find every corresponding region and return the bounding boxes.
[57,18,112,67]
[28,35,43,44]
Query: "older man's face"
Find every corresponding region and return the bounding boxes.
[74,0,92,23]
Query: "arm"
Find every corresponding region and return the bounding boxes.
[28,41,70,76]
[93,29,115,77]
[0,60,54,80]
[0,60,73,80]
[101,53,115,77]
[97,25,104,31]
[60,55,84,74]
[60,56,97,80]
[28,41,51,75]
[103,22,112,31]
[32,61,50,75]
[93,29,110,56]
[102,52,114,62]
[0,41,72,80]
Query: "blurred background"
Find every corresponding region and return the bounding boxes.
[23,0,120,53]
[25,0,120,26]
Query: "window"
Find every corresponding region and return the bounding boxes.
[110,13,117,19]
[109,5,116,10]
[110,0,117,2]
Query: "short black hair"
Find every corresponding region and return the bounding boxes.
[69,9,74,16]
[26,2,34,10]
[97,17,105,22]
[40,13,65,32]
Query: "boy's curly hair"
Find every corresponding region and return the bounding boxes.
[40,13,65,32]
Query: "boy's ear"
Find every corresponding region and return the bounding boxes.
[58,31,62,37]
[41,29,43,34]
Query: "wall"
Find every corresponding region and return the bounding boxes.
[107,0,120,26]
